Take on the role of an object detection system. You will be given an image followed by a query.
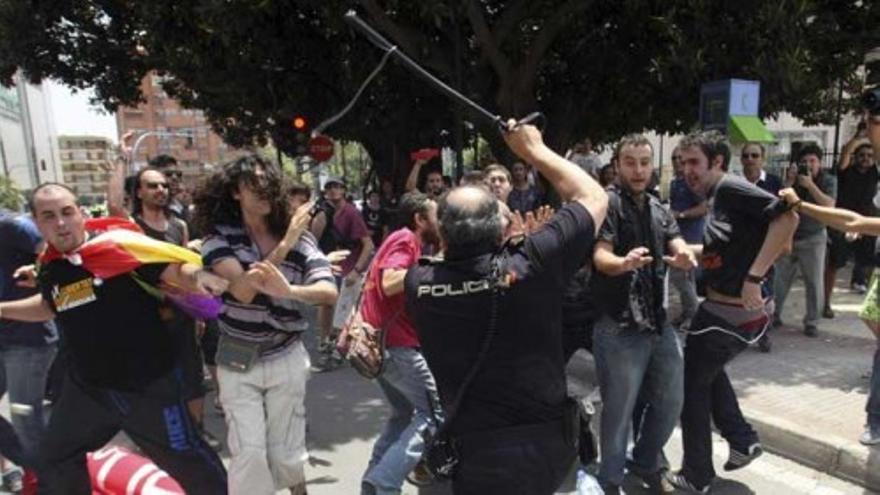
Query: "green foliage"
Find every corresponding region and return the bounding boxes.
[0,175,23,211]
[1,0,877,178]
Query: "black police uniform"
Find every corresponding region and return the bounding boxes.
[405,202,595,494]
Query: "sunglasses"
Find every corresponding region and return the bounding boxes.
[145,182,169,190]
[164,170,183,179]
[741,152,761,159]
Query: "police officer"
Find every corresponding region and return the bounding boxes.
[405,121,608,494]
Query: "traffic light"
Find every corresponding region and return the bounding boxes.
[292,115,309,155]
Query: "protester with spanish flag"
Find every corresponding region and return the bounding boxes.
[0,183,229,494]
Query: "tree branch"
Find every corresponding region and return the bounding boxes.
[359,0,453,77]
[518,0,590,94]
[491,0,533,46]
[464,0,511,79]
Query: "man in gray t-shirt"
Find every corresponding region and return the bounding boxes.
[773,143,837,336]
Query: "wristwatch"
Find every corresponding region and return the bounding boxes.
[745,273,764,284]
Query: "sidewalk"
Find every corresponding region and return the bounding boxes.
[728,270,880,491]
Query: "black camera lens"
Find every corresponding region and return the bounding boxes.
[863,87,880,116]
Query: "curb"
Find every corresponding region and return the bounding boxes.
[743,408,880,491]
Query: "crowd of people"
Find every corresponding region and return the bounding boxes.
[0,94,878,495]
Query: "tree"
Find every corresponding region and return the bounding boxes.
[1,1,877,180]
[0,175,23,211]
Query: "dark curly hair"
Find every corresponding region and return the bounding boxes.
[192,155,289,238]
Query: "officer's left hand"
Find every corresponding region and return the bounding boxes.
[663,250,697,271]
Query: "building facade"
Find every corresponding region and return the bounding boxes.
[0,72,63,193]
[116,73,247,189]
[58,135,113,205]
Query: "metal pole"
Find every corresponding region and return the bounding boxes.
[832,78,844,167]
[453,11,464,181]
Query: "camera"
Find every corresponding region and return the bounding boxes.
[788,161,810,177]
[864,87,880,116]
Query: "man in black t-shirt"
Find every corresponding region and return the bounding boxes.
[826,139,877,313]
[666,132,798,493]
[362,190,388,247]
[405,122,607,494]
[0,184,229,494]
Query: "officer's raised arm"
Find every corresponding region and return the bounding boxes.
[502,121,608,231]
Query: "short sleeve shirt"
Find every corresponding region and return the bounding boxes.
[405,202,595,435]
[202,227,334,357]
[0,213,57,347]
[361,205,387,247]
[794,172,836,240]
[837,165,879,215]
[39,255,173,391]
[507,186,543,214]
[590,188,681,330]
[669,177,706,243]
[701,175,786,297]
[333,202,371,276]
[360,228,421,348]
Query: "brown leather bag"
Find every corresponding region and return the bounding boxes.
[336,308,394,379]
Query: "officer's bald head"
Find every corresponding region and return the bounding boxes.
[437,186,504,260]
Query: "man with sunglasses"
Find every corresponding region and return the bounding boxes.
[148,155,190,225]
[825,131,878,316]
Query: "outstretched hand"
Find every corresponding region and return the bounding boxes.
[622,247,653,272]
[663,250,697,271]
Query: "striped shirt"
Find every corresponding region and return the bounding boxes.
[202,224,333,357]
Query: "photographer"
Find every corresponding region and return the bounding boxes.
[777,87,880,445]
[405,121,607,494]
[773,143,836,337]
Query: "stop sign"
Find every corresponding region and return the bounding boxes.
[308,135,335,162]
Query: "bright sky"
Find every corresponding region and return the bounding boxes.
[47,80,118,142]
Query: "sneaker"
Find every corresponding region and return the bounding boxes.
[804,325,818,337]
[312,351,344,372]
[664,471,709,494]
[859,426,880,446]
[724,443,763,471]
[201,428,223,452]
[405,459,435,487]
[822,305,835,319]
[758,334,772,353]
[853,283,868,294]
[3,467,23,493]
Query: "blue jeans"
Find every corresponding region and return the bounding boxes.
[362,347,440,495]
[0,344,56,465]
[593,317,684,487]
[868,344,880,430]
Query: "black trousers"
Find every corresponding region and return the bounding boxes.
[38,368,227,495]
[452,417,576,495]
[679,308,752,487]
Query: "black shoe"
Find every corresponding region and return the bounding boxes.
[758,334,771,353]
[804,325,818,337]
[724,443,763,471]
[632,470,674,494]
[822,305,835,319]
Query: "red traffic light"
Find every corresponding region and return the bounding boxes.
[292,116,307,130]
